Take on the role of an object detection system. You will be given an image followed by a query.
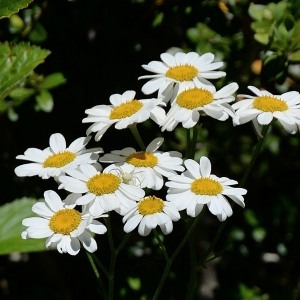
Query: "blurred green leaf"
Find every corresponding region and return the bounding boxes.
[127,277,141,291]
[262,53,287,83]
[248,3,268,21]
[238,283,269,300]
[254,33,269,45]
[35,89,53,112]
[288,49,300,62]
[0,42,50,102]
[244,209,259,227]
[28,22,48,43]
[152,11,163,27]
[9,87,35,100]
[38,72,67,89]
[9,13,24,33]
[252,227,266,243]
[0,198,46,255]
[7,107,18,121]
[284,14,295,31]
[251,21,271,34]
[0,0,33,19]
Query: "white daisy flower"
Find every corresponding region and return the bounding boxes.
[58,164,145,217]
[100,137,185,190]
[123,195,181,236]
[21,190,107,255]
[14,133,102,179]
[162,82,238,131]
[232,86,300,134]
[138,51,226,101]
[82,90,166,141]
[166,156,247,221]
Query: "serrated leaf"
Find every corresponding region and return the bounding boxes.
[0,0,33,19]
[0,42,50,102]
[0,198,47,255]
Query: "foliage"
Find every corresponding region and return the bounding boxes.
[0,198,46,255]
[2,0,300,300]
[249,1,300,84]
[0,0,33,19]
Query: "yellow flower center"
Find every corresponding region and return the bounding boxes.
[43,151,76,168]
[126,152,158,167]
[176,88,214,109]
[253,95,288,112]
[191,177,223,195]
[49,209,81,235]
[87,173,121,195]
[166,64,198,81]
[109,100,143,120]
[138,196,164,215]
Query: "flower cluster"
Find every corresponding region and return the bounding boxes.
[17,50,300,255]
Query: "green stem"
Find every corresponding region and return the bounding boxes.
[240,124,270,188]
[105,215,131,300]
[185,220,197,300]
[152,211,204,300]
[89,251,109,278]
[129,123,146,151]
[85,251,108,299]
[186,126,199,159]
[199,124,270,266]
[153,229,169,261]
[105,215,116,300]
[186,128,191,158]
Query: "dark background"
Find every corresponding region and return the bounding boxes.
[1,0,300,299]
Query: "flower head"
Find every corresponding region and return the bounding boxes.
[100,137,185,190]
[21,190,107,255]
[138,51,226,101]
[232,86,300,134]
[162,82,238,131]
[82,90,166,141]
[14,133,101,179]
[123,195,180,236]
[166,156,246,221]
[58,164,145,216]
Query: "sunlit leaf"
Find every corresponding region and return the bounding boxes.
[0,198,47,255]
[0,42,50,102]
[0,0,33,19]
[288,49,300,62]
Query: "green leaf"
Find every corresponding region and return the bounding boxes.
[251,20,272,34]
[254,33,269,45]
[248,3,267,21]
[0,0,33,19]
[38,72,67,89]
[35,89,53,112]
[9,87,35,100]
[262,53,287,84]
[0,198,47,255]
[28,22,48,43]
[288,49,300,62]
[0,42,51,102]
[7,107,19,121]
